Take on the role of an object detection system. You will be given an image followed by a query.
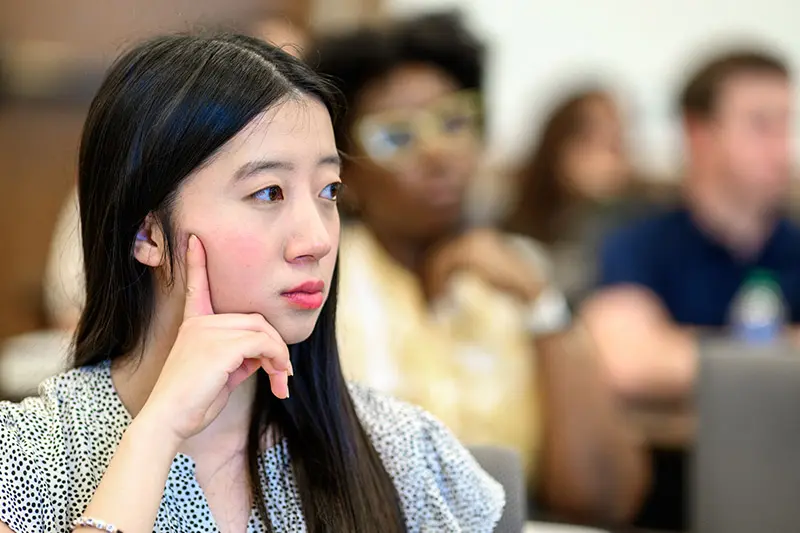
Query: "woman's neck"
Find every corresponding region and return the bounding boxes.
[110,293,256,459]
[366,222,458,278]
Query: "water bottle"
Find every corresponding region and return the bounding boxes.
[728,269,787,343]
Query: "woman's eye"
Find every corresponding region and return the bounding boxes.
[384,129,413,148]
[321,182,343,201]
[442,113,473,134]
[253,185,284,202]
[365,127,413,159]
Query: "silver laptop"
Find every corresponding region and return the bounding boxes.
[693,339,800,533]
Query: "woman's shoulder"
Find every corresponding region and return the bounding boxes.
[347,383,505,533]
[2,367,76,435]
[1,363,113,426]
[0,364,113,465]
[0,364,120,531]
[347,383,441,453]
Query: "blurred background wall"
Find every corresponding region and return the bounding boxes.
[388,0,800,176]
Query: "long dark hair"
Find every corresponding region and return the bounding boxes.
[503,89,609,244]
[73,33,406,532]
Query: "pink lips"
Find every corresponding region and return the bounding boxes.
[281,280,325,310]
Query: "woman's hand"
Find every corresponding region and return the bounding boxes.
[424,228,544,302]
[137,235,291,444]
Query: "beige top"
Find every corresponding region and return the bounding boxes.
[336,223,569,480]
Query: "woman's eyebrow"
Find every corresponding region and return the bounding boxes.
[319,154,342,171]
[233,154,341,182]
[233,159,293,182]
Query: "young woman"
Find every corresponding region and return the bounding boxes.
[503,88,673,304]
[0,34,503,533]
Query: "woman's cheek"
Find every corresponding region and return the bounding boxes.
[202,230,279,314]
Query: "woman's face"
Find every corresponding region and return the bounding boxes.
[345,63,481,242]
[170,97,341,344]
[560,96,630,200]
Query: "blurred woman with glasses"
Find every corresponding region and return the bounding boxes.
[314,11,649,525]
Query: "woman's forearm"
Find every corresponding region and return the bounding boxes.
[76,414,181,533]
[536,327,650,525]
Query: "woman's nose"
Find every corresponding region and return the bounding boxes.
[284,202,334,264]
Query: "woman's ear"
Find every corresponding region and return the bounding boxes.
[133,214,166,267]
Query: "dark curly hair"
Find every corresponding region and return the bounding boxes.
[310,10,485,152]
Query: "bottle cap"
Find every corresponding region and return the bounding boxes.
[745,269,781,292]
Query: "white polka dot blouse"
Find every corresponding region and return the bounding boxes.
[0,361,504,532]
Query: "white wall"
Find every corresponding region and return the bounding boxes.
[387,0,800,176]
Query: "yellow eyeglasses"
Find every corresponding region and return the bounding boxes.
[353,90,482,167]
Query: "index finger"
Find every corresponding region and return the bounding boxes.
[184,234,214,319]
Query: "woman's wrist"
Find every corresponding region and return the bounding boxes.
[127,408,183,458]
[524,285,572,335]
[80,405,183,533]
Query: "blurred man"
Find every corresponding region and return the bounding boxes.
[583,50,800,530]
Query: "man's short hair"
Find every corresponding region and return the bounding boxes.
[678,49,789,119]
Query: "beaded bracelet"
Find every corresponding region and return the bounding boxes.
[73,516,124,533]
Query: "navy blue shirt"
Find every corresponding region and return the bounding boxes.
[598,208,800,530]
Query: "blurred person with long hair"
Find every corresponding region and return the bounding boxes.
[583,49,800,530]
[314,11,648,524]
[503,88,674,305]
[0,33,506,533]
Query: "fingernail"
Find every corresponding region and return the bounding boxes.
[188,235,197,252]
[285,390,290,400]
[288,361,294,377]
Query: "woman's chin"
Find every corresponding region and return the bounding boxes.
[274,319,318,345]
